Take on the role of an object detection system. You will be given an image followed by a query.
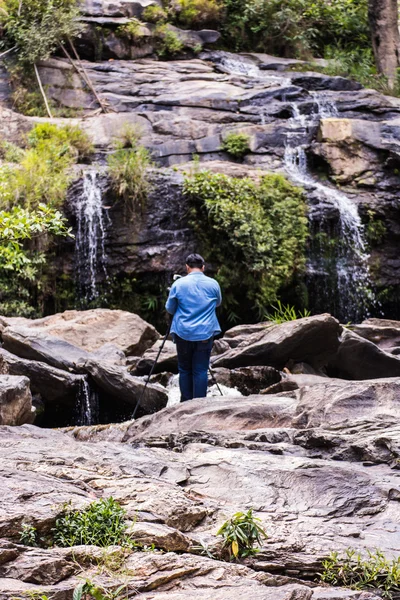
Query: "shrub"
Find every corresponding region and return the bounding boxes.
[155,25,184,57]
[172,0,223,28]
[107,130,152,213]
[0,140,25,163]
[27,122,94,161]
[217,509,267,559]
[221,132,250,159]
[0,0,83,66]
[320,548,400,599]
[19,523,38,547]
[53,498,128,548]
[116,18,143,41]
[220,0,369,57]
[184,170,308,319]
[142,4,168,23]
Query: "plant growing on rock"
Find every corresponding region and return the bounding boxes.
[142,5,168,23]
[107,128,152,214]
[53,498,128,548]
[217,509,267,559]
[171,0,223,27]
[154,25,184,57]
[266,300,311,323]
[221,132,250,159]
[116,19,143,42]
[19,523,38,547]
[184,170,308,320]
[320,548,400,599]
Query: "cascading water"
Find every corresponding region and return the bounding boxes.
[284,97,376,322]
[76,378,99,426]
[74,170,109,304]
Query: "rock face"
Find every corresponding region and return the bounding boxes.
[212,314,341,371]
[0,376,33,426]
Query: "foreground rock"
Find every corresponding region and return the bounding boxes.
[0,376,33,426]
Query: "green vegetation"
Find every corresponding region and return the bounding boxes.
[0,123,91,316]
[364,209,387,247]
[266,300,311,323]
[0,0,82,65]
[142,5,168,23]
[53,498,128,548]
[320,548,400,599]
[154,25,184,57]
[107,126,152,214]
[116,19,142,41]
[73,580,128,600]
[19,523,38,547]
[171,0,223,28]
[184,170,308,320]
[221,132,251,160]
[217,509,267,559]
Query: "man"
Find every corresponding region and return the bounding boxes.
[165,253,222,402]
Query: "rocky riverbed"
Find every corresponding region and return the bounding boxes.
[2,310,400,598]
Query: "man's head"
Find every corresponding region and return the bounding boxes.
[186,253,205,273]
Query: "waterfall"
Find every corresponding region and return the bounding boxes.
[74,170,109,303]
[284,97,375,322]
[76,378,99,426]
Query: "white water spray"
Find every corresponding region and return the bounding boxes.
[75,170,109,302]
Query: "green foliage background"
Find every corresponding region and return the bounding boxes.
[185,170,308,320]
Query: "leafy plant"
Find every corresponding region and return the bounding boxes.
[19,523,38,547]
[53,498,128,548]
[184,170,308,319]
[107,132,152,214]
[73,580,127,600]
[0,0,82,66]
[0,140,25,163]
[116,19,143,41]
[142,5,168,23]
[154,25,184,57]
[320,548,400,599]
[217,509,267,559]
[365,209,387,246]
[266,300,311,323]
[171,0,223,27]
[221,132,250,159]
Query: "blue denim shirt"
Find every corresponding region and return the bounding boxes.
[165,272,222,341]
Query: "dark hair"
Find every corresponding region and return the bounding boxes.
[186,253,205,269]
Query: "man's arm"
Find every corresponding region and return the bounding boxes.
[165,285,178,315]
[216,282,222,307]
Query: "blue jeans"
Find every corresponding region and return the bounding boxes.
[175,335,213,402]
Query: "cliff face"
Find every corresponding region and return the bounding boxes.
[3,20,400,319]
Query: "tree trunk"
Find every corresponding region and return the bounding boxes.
[368,0,400,87]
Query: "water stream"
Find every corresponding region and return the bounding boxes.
[283,98,375,322]
[76,378,99,426]
[74,170,109,304]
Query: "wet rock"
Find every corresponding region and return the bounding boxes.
[211,366,281,395]
[328,329,400,380]
[291,73,362,92]
[2,309,160,356]
[0,376,33,426]
[0,349,84,406]
[80,358,168,416]
[212,315,341,370]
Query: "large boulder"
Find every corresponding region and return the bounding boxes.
[2,327,91,373]
[328,329,400,380]
[0,376,33,426]
[1,309,160,356]
[351,318,400,352]
[212,315,341,370]
[0,349,84,406]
